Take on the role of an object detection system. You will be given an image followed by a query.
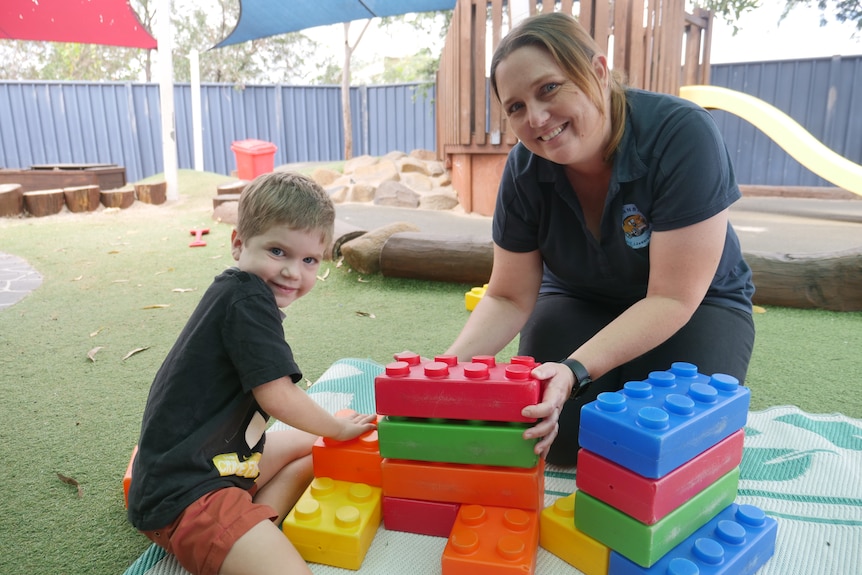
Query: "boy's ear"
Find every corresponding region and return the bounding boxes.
[230,228,242,261]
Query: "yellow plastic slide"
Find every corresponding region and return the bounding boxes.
[680,85,862,196]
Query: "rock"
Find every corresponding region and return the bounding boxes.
[401,172,434,192]
[409,149,438,161]
[311,167,342,187]
[340,221,421,274]
[352,159,400,184]
[343,155,378,174]
[419,188,460,210]
[327,185,349,203]
[373,181,420,208]
[348,183,377,203]
[397,156,429,174]
[212,201,238,225]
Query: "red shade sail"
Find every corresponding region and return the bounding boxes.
[0,0,157,49]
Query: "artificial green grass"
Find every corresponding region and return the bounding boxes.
[0,169,859,575]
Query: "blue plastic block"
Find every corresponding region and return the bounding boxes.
[578,362,750,478]
[608,503,778,575]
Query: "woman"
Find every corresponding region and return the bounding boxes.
[444,12,755,466]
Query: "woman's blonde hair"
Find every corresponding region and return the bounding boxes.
[490,12,627,161]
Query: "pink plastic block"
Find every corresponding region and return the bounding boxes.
[382,496,460,537]
[579,362,750,478]
[576,429,745,524]
[442,504,539,575]
[375,355,540,422]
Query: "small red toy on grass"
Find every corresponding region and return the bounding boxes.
[189,228,209,247]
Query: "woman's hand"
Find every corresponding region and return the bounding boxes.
[521,362,576,458]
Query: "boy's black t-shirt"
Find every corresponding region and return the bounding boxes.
[127,268,301,531]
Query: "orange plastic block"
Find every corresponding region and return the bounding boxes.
[442,504,539,575]
[312,410,383,486]
[123,445,138,508]
[282,477,382,570]
[381,458,545,511]
[539,493,609,575]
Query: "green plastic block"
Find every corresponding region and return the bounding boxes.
[377,416,538,468]
[574,467,740,568]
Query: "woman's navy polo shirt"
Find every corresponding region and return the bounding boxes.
[492,88,754,312]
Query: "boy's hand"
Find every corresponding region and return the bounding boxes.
[331,411,377,442]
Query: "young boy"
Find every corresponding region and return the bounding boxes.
[127,171,376,575]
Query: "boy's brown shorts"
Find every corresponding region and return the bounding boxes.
[142,486,278,575]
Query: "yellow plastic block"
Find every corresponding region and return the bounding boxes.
[465,284,488,311]
[282,477,382,570]
[540,493,609,575]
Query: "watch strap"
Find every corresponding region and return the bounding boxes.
[560,358,592,400]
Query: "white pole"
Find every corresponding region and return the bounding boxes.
[156,0,179,200]
[190,49,204,172]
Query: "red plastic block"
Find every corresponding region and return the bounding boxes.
[375,355,541,423]
[576,429,745,524]
[382,496,460,537]
[123,445,138,508]
[312,410,383,486]
[381,458,545,511]
[442,504,539,575]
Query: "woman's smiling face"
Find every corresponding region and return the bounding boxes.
[495,44,611,169]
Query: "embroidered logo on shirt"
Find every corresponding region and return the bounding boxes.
[621,204,651,249]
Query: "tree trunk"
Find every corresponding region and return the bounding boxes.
[23,189,65,217]
[134,181,167,205]
[100,188,136,209]
[380,232,494,285]
[0,183,24,217]
[63,185,101,212]
[378,233,862,312]
[342,22,353,161]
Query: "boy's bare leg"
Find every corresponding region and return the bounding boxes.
[219,519,312,575]
[255,429,317,522]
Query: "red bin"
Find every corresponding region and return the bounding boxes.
[230,139,277,180]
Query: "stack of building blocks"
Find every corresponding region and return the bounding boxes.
[282,413,384,569]
[537,361,778,574]
[376,352,546,574]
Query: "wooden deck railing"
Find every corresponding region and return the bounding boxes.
[436,0,713,214]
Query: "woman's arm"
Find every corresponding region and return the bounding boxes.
[524,209,730,455]
[445,244,544,361]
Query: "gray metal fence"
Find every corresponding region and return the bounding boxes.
[0,55,859,186]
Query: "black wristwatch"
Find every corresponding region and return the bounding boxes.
[561,358,592,400]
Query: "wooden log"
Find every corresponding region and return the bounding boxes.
[0,183,24,217]
[378,233,862,312]
[63,185,101,212]
[213,193,241,209]
[747,248,862,312]
[23,189,66,217]
[135,181,167,205]
[216,180,248,195]
[331,218,366,260]
[100,187,136,209]
[380,232,493,284]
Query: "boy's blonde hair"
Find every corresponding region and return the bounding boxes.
[236,171,335,249]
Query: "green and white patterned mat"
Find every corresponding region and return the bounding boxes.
[124,358,862,575]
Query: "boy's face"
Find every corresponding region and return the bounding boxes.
[230,223,326,308]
